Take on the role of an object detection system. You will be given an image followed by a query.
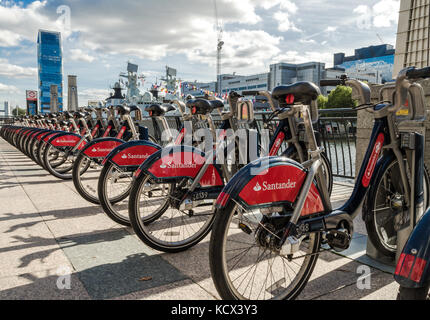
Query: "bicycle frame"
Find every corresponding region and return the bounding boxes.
[216,75,423,254]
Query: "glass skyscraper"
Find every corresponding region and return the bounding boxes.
[37,30,63,113]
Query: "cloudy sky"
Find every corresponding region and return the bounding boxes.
[0,0,400,107]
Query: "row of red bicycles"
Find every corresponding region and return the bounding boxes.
[2,68,430,300]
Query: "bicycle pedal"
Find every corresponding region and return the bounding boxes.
[326,228,351,252]
[238,223,252,235]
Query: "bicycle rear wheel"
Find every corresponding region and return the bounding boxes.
[364,159,430,257]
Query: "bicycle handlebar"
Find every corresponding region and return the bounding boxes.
[320,79,344,87]
[242,91,260,96]
[406,66,430,79]
[242,90,277,112]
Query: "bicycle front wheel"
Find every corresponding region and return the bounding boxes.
[209,201,321,300]
[72,153,100,204]
[397,285,430,300]
[98,162,134,226]
[128,173,215,253]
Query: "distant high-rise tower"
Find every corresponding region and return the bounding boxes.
[394,0,430,76]
[4,101,9,116]
[37,30,63,114]
[67,75,78,111]
[50,85,59,113]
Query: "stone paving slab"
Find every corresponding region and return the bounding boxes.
[0,270,91,300]
[59,229,188,299]
[0,138,400,300]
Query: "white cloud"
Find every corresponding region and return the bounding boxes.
[0,1,71,47]
[257,0,300,33]
[79,88,110,102]
[273,11,301,32]
[0,59,37,78]
[258,0,298,12]
[272,51,333,66]
[184,29,283,72]
[69,49,96,63]
[0,30,22,47]
[353,0,400,29]
[0,0,300,74]
[373,0,400,28]
[0,83,20,93]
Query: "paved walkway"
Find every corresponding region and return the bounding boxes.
[0,138,399,300]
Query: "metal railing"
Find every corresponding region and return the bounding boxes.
[0,117,14,127]
[139,108,358,180]
[318,109,357,180]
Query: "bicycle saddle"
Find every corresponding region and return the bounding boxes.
[272,82,321,105]
[186,99,224,115]
[116,105,140,115]
[73,112,86,118]
[61,112,71,119]
[145,104,175,117]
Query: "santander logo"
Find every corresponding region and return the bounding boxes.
[120,153,150,160]
[362,133,384,187]
[159,161,197,169]
[56,139,77,144]
[253,183,262,192]
[253,180,297,192]
[126,153,150,159]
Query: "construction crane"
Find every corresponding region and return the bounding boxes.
[214,0,224,95]
[376,33,384,45]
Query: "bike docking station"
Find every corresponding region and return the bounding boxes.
[365,81,428,269]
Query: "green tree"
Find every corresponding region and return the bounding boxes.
[317,95,328,109]
[12,107,26,116]
[326,86,356,109]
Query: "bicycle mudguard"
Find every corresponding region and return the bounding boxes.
[395,208,430,288]
[47,132,86,150]
[134,145,224,187]
[103,140,161,169]
[81,137,125,159]
[215,156,324,216]
[40,130,63,142]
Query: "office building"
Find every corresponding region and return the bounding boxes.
[182,57,383,99]
[3,102,9,116]
[269,62,326,91]
[334,44,395,83]
[394,0,430,76]
[37,30,63,113]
